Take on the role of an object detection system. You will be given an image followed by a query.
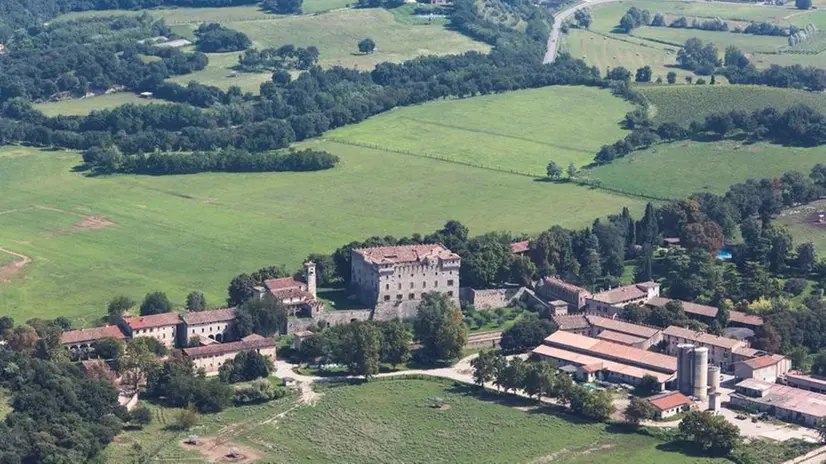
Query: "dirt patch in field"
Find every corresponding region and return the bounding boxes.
[299,381,323,406]
[0,248,32,283]
[806,210,826,229]
[180,437,263,463]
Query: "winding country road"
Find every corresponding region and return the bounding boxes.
[544,0,624,64]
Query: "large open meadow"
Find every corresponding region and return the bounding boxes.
[33,93,161,117]
[328,86,634,174]
[640,85,826,125]
[587,140,826,200]
[0,135,644,323]
[102,378,730,463]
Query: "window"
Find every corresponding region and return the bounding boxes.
[385,284,389,290]
[422,282,426,288]
[447,291,454,297]
[409,293,415,300]
[384,295,391,302]
[447,279,454,286]
[397,294,403,300]
[434,281,438,287]
[410,282,414,289]
[398,283,402,290]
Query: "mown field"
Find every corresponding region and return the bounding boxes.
[777,199,826,254]
[33,93,160,117]
[588,140,826,200]
[328,86,633,174]
[0,138,643,323]
[572,0,826,76]
[103,378,730,463]
[639,85,826,124]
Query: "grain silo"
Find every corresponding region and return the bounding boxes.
[708,365,721,392]
[677,344,696,396]
[692,347,709,401]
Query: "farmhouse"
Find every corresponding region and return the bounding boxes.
[180,334,277,374]
[729,378,826,427]
[532,331,677,390]
[60,325,127,357]
[647,391,693,419]
[121,313,182,348]
[351,244,460,309]
[553,314,662,349]
[662,325,750,372]
[585,282,660,315]
[645,297,763,330]
[254,262,320,316]
[181,308,237,344]
[733,354,792,382]
[510,240,530,256]
[535,277,591,311]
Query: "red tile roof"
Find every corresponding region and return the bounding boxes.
[123,313,181,330]
[581,362,604,373]
[542,276,589,295]
[647,297,763,327]
[596,330,647,346]
[553,314,589,331]
[60,325,126,345]
[181,336,275,358]
[510,240,530,254]
[355,244,459,265]
[182,308,236,325]
[648,391,692,411]
[663,326,745,350]
[264,277,303,291]
[742,354,787,370]
[729,311,764,327]
[543,330,677,373]
[532,344,675,383]
[586,315,661,339]
[591,282,658,305]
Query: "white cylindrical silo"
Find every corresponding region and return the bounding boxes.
[693,347,709,400]
[708,365,721,392]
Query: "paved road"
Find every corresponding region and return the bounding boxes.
[543,0,624,64]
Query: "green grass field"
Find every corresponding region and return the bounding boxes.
[0,137,643,323]
[328,86,634,174]
[102,378,729,463]
[639,85,826,125]
[777,199,826,254]
[588,140,826,200]
[33,93,160,117]
[631,26,786,54]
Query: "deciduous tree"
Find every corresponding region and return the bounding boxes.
[413,293,468,362]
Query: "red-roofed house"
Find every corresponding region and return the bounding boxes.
[182,308,237,343]
[60,325,127,359]
[586,282,660,316]
[253,262,319,316]
[122,313,182,348]
[647,391,693,419]
[734,354,792,383]
[510,240,530,256]
[181,334,276,374]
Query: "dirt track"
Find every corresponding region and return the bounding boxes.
[0,247,32,283]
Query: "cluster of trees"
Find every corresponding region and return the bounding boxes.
[238,44,320,72]
[296,293,466,374]
[666,16,729,32]
[471,352,615,420]
[0,14,207,105]
[218,350,274,383]
[499,316,558,353]
[573,9,592,29]
[676,38,722,74]
[83,146,339,175]
[618,7,651,32]
[719,44,826,91]
[195,23,251,53]
[0,349,126,463]
[741,21,791,37]
[262,0,303,14]
[145,356,235,413]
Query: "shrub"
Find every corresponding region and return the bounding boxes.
[784,278,809,296]
[235,379,287,405]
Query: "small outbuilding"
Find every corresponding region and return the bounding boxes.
[647,391,693,419]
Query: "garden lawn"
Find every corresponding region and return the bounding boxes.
[587,139,826,200]
[104,378,730,463]
[639,85,826,125]
[328,86,634,174]
[33,93,159,117]
[0,143,643,324]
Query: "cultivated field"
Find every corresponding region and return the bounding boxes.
[571,0,826,76]
[640,85,826,124]
[328,86,634,174]
[0,141,643,323]
[103,378,730,463]
[33,93,160,117]
[588,140,826,200]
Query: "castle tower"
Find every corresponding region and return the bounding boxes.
[304,261,317,298]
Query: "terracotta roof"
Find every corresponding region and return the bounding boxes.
[293,330,314,337]
[742,354,787,370]
[182,336,275,358]
[585,315,661,339]
[354,244,459,265]
[729,311,764,327]
[123,312,181,330]
[264,277,303,291]
[182,308,236,325]
[542,276,589,294]
[648,391,692,411]
[542,330,677,373]
[733,347,763,358]
[532,344,674,383]
[663,326,745,350]
[581,362,604,373]
[596,330,647,346]
[591,282,658,305]
[60,325,126,345]
[510,240,530,254]
[271,287,314,303]
[553,314,589,331]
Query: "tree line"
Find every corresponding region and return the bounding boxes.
[238,44,320,72]
[82,146,339,175]
[619,6,795,37]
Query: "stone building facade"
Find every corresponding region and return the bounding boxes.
[121,313,182,348]
[181,308,236,344]
[535,277,592,311]
[351,244,461,310]
[253,262,320,316]
[180,334,276,374]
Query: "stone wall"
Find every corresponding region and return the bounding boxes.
[286,309,372,334]
[460,287,526,310]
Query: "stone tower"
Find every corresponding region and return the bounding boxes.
[304,261,317,298]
